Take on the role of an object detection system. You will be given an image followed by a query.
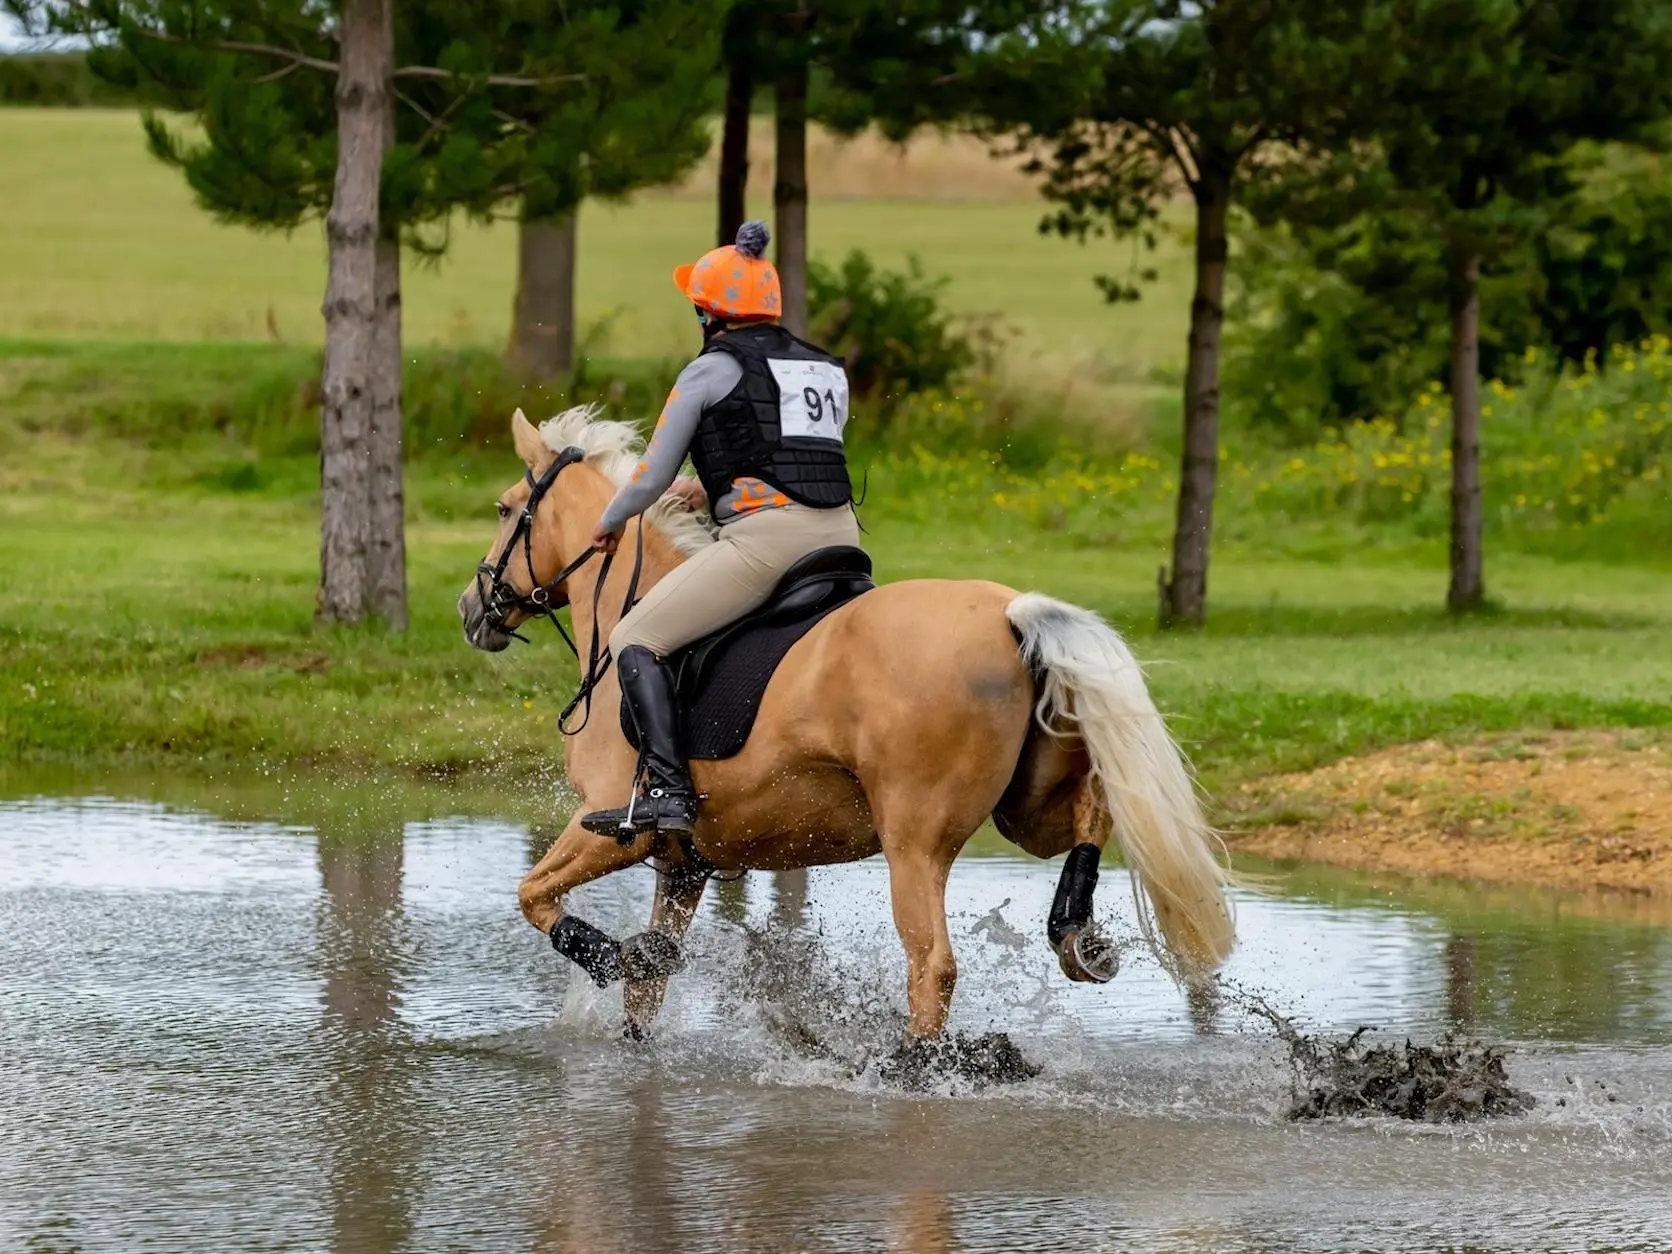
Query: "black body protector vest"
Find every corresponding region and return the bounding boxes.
[690,324,855,510]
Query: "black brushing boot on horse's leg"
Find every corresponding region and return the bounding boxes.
[550,915,627,988]
[582,646,700,837]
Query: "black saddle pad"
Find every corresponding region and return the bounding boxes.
[623,546,873,760]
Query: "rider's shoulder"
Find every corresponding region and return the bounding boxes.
[678,349,744,392]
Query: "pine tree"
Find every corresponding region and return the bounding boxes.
[1299,0,1672,613]
[965,0,1400,627]
[716,0,1000,338]
[14,0,721,626]
[716,3,759,247]
[495,1,717,380]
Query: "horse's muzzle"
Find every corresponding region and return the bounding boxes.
[458,584,513,652]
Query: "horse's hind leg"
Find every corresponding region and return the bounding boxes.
[882,839,962,1039]
[623,861,709,1037]
[1049,781,1121,984]
[873,754,1023,1039]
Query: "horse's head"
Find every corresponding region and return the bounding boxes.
[458,409,583,652]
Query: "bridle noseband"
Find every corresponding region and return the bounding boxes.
[473,445,643,733]
[475,445,587,634]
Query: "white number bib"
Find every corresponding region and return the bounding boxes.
[768,358,850,443]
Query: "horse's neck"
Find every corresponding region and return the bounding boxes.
[557,499,683,791]
[565,514,678,650]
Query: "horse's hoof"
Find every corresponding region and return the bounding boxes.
[1056,926,1120,984]
[878,1034,938,1090]
[621,930,684,982]
[879,1031,1041,1090]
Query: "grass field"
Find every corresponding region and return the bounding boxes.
[0,109,1194,389]
[3,107,1670,832]
[5,343,1670,808]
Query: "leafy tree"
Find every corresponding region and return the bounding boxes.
[978,0,1399,627]
[1225,142,1672,444]
[1257,0,1672,612]
[11,0,718,626]
[807,250,975,399]
[1221,209,1533,444]
[1534,145,1672,366]
[716,0,1013,336]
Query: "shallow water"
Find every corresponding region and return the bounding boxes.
[2,791,1671,1253]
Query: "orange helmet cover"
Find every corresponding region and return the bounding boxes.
[673,221,781,321]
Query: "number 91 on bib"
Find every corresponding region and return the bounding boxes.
[769,358,850,443]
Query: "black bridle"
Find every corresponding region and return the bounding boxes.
[473,445,644,733]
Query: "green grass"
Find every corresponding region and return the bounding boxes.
[0,108,1194,391]
[3,108,1669,812]
[5,340,1670,805]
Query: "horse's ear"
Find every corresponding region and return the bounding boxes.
[511,408,547,469]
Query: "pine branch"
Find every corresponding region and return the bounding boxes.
[135,29,586,89]
[393,64,587,89]
[175,35,339,75]
[253,60,303,85]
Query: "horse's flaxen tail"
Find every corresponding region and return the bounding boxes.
[1005,592,1235,979]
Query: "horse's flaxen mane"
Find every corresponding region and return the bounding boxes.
[537,403,716,554]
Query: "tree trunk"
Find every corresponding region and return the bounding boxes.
[317,0,391,625]
[508,208,578,380]
[1447,248,1486,614]
[365,16,406,633]
[718,52,753,248]
[773,59,809,338]
[1161,175,1230,629]
[366,229,407,630]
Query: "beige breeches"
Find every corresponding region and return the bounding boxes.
[609,503,862,659]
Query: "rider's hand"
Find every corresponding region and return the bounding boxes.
[665,477,708,513]
[591,522,622,554]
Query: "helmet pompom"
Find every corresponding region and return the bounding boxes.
[734,220,770,259]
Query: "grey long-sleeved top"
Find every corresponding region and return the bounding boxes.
[598,352,792,532]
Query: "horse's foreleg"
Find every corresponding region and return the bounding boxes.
[883,845,958,1038]
[518,819,653,987]
[623,861,709,1036]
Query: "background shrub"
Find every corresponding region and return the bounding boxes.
[807,250,976,403]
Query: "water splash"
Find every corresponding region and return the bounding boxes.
[1230,986,1536,1122]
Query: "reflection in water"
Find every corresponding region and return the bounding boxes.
[892,1190,955,1254]
[1435,920,1672,1041]
[881,1101,958,1254]
[712,869,809,933]
[1446,932,1479,1034]
[316,825,416,1254]
[3,795,1672,1253]
[1259,858,1672,1042]
[525,1076,685,1254]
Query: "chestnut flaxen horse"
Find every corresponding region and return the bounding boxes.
[459,407,1234,1041]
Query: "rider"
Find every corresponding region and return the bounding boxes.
[580,220,860,837]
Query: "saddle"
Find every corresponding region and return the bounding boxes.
[621,545,875,760]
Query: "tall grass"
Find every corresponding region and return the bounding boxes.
[864,340,1672,565]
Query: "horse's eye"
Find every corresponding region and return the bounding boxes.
[496,501,512,520]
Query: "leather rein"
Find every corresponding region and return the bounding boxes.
[473,445,644,734]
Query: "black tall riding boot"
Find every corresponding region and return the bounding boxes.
[580,645,701,837]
